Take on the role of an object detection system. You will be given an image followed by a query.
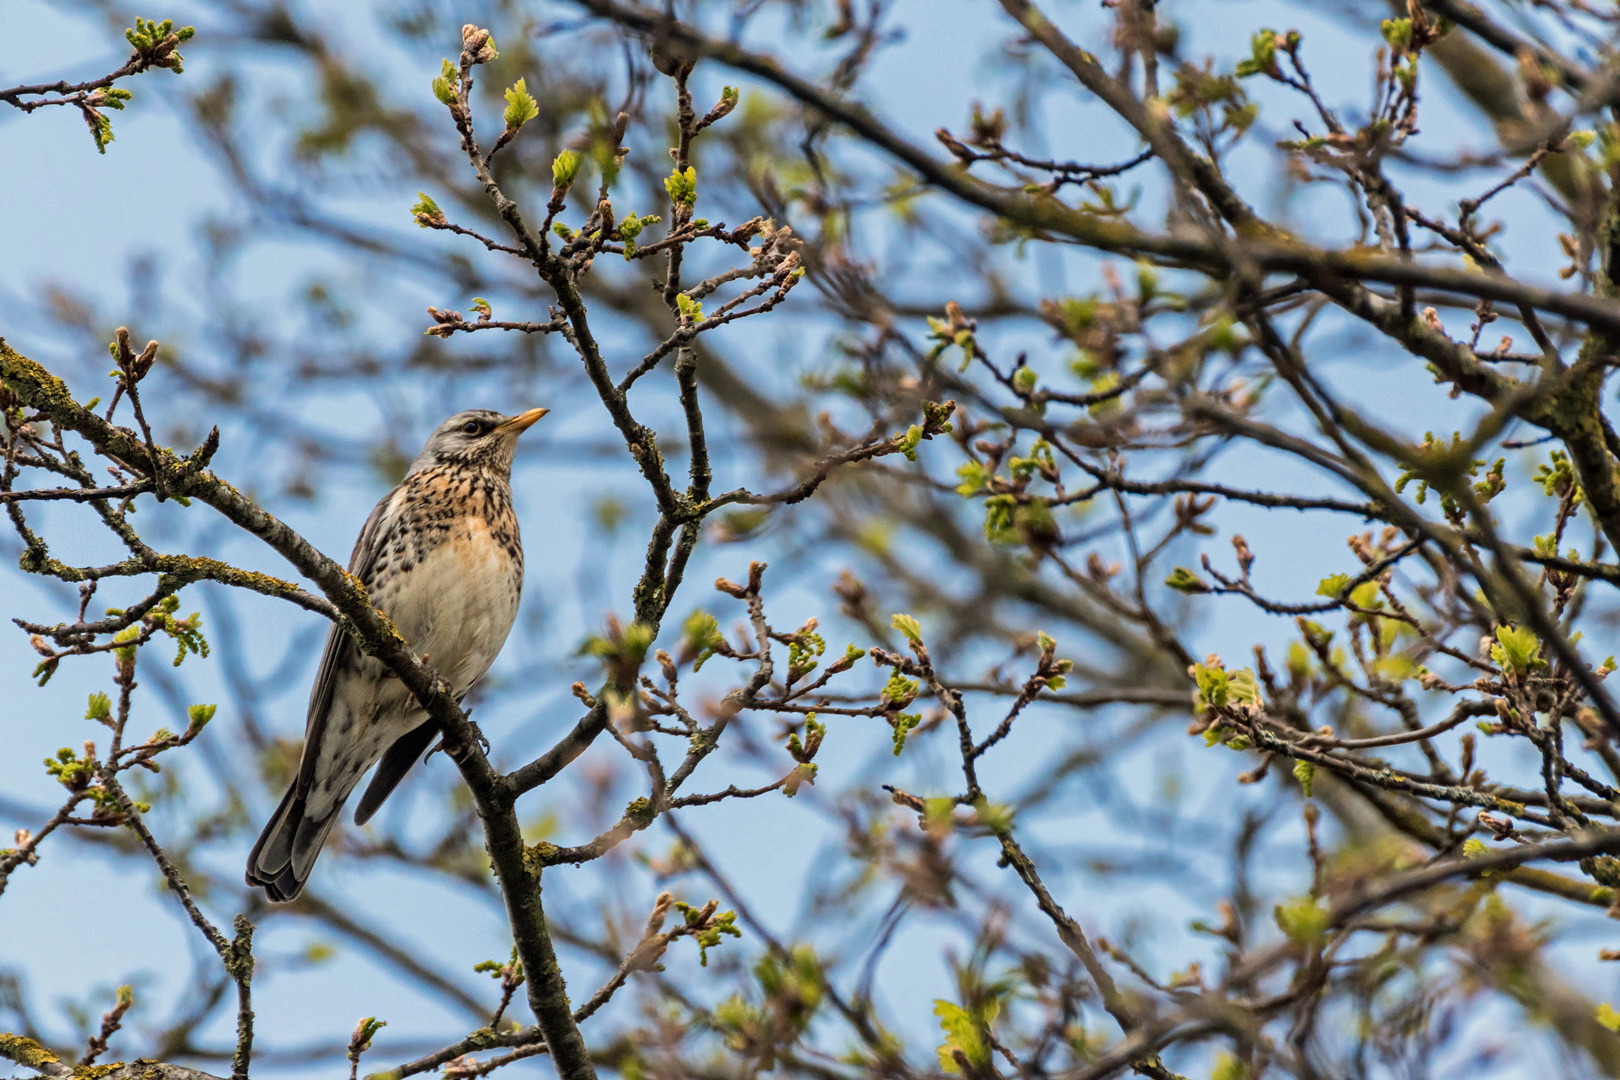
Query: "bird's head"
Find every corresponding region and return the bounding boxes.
[408,407,549,476]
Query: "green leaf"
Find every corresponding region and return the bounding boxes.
[1533,449,1580,501]
[1380,17,1414,51]
[675,292,704,321]
[112,625,141,661]
[431,58,457,105]
[621,621,655,662]
[552,149,582,189]
[954,460,989,497]
[1299,620,1333,648]
[503,78,539,129]
[1490,624,1546,676]
[899,424,924,461]
[1165,566,1209,594]
[1474,457,1506,501]
[1293,760,1315,798]
[663,165,697,206]
[891,613,923,645]
[1274,895,1332,945]
[675,902,741,965]
[971,796,1014,835]
[350,1017,387,1054]
[1134,260,1158,300]
[1235,28,1278,78]
[1227,668,1261,707]
[124,18,195,72]
[786,631,825,678]
[933,1000,993,1074]
[1315,574,1351,599]
[1086,370,1121,416]
[682,610,724,671]
[783,762,817,797]
[85,692,112,722]
[1348,581,1382,609]
[1194,662,1230,709]
[410,192,443,227]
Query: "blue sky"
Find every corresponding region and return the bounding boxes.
[1,2,1610,1077]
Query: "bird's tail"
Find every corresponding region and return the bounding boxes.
[246,784,343,903]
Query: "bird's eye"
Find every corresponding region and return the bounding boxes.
[461,420,482,435]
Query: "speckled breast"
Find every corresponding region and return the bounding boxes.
[366,467,524,698]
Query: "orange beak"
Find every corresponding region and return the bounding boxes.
[499,407,549,434]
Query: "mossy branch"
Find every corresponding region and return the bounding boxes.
[0,336,586,1079]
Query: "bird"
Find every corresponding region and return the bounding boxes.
[247,407,548,901]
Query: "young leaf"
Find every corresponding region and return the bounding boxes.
[1165,566,1209,594]
[933,1000,991,1074]
[85,692,112,722]
[664,165,697,206]
[1293,760,1315,798]
[1274,895,1332,945]
[1490,624,1546,676]
[431,58,457,105]
[891,613,923,645]
[503,78,539,130]
[411,192,444,227]
[552,149,582,189]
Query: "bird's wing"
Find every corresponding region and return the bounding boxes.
[294,485,400,794]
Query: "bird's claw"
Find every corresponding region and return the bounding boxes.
[424,719,487,763]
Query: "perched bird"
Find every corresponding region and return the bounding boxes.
[247,407,548,901]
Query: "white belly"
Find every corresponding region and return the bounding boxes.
[372,517,521,696]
